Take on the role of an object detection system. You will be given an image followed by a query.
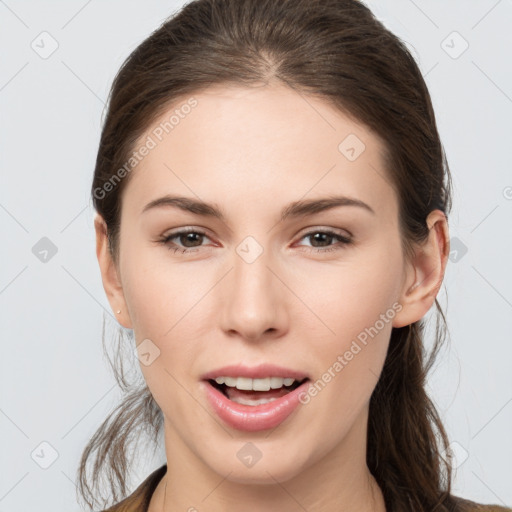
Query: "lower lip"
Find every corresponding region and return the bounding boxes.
[202,380,310,432]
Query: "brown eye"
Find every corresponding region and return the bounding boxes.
[159,229,210,253]
[296,230,352,253]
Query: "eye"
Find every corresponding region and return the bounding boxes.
[158,228,212,254]
[295,229,352,253]
[157,228,353,255]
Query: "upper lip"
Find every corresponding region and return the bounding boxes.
[201,364,310,381]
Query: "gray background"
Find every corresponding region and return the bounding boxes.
[1,1,511,510]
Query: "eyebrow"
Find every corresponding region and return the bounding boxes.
[141,194,375,222]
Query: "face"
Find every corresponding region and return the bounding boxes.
[98,82,437,486]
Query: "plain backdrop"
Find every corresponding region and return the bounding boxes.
[1,1,511,510]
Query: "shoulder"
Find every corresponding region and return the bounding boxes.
[101,464,167,512]
[452,495,512,512]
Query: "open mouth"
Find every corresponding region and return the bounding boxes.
[208,377,309,406]
[202,371,312,430]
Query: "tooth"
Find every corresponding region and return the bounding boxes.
[269,377,284,389]
[236,377,253,390]
[224,377,237,387]
[213,376,300,390]
[252,378,271,391]
[231,396,278,406]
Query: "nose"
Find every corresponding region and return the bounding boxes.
[219,244,288,343]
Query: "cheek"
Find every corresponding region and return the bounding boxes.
[118,246,207,393]
[309,246,403,342]
[120,242,206,337]
[304,244,403,407]
[121,253,206,421]
[302,294,395,447]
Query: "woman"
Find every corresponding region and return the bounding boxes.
[78,0,511,510]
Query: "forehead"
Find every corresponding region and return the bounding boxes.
[122,83,397,220]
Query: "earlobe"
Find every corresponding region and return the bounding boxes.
[392,210,450,328]
[94,214,133,329]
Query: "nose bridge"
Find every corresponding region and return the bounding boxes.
[220,236,285,339]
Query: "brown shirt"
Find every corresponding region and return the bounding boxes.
[102,464,511,512]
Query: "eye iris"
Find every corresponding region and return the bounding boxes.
[311,232,332,247]
[181,232,203,247]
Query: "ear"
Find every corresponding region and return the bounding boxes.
[94,213,133,329]
[392,209,450,328]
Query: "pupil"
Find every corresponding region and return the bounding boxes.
[182,233,202,247]
[312,233,331,247]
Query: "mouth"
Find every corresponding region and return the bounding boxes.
[201,365,311,431]
[208,376,309,406]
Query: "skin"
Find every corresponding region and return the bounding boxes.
[95,82,449,511]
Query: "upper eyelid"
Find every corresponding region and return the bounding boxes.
[162,225,350,235]
[296,226,352,239]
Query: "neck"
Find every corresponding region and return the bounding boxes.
[154,410,386,512]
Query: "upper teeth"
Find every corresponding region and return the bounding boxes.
[214,376,298,391]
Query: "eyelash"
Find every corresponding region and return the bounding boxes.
[157,228,352,255]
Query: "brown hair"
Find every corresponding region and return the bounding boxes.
[80,0,459,510]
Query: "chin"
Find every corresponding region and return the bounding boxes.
[216,461,303,485]
[200,441,314,485]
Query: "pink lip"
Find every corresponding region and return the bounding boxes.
[201,365,310,432]
[200,363,310,380]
